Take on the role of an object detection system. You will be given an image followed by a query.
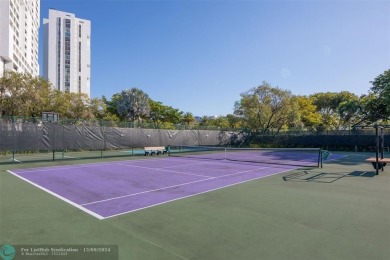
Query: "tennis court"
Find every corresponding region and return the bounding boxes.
[1,150,390,260]
[7,147,326,219]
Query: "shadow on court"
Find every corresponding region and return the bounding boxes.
[283,170,376,183]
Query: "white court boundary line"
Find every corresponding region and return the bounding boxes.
[7,156,309,220]
[11,156,191,174]
[81,166,270,206]
[11,158,22,163]
[6,170,104,220]
[12,161,128,174]
[102,167,294,219]
[325,154,349,162]
[151,161,214,169]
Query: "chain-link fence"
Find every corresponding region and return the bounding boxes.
[246,127,390,149]
[0,116,241,130]
[0,121,244,164]
[1,118,388,164]
[0,123,241,151]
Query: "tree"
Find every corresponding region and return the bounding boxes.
[102,94,121,118]
[162,106,182,125]
[356,93,384,125]
[181,112,195,126]
[148,99,183,127]
[234,81,299,133]
[89,98,106,120]
[0,71,53,118]
[48,92,90,119]
[48,90,72,117]
[295,96,322,131]
[116,88,151,123]
[198,116,210,127]
[311,91,360,130]
[67,92,90,119]
[366,69,390,121]
[0,71,29,116]
[226,114,242,129]
[87,97,121,122]
[210,116,229,128]
[22,74,53,118]
[198,116,233,129]
[337,98,363,129]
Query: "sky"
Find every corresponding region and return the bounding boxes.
[39,0,390,117]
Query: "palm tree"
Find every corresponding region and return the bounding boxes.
[181,112,195,126]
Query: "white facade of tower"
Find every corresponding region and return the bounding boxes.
[0,0,40,77]
[43,9,91,98]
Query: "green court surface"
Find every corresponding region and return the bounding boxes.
[0,152,389,260]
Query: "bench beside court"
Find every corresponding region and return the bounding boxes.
[366,157,390,171]
[144,146,168,156]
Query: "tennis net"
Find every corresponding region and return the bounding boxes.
[168,145,323,167]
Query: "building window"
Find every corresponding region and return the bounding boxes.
[78,42,81,72]
[79,25,82,38]
[56,17,61,89]
[78,76,81,93]
[64,19,71,92]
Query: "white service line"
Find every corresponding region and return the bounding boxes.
[12,161,123,173]
[325,154,350,162]
[13,156,184,174]
[116,163,211,178]
[81,166,270,206]
[157,161,214,169]
[103,167,292,220]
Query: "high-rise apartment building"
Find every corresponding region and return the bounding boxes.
[43,9,91,98]
[0,0,40,77]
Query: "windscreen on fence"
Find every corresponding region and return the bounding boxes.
[2,121,385,164]
[0,122,237,153]
[0,123,49,151]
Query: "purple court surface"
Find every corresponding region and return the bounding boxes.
[7,157,317,219]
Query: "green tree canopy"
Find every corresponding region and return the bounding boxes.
[226,114,242,129]
[148,99,183,127]
[234,81,299,133]
[181,112,195,126]
[2,70,388,130]
[89,98,107,120]
[311,91,361,130]
[102,93,121,118]
[203,116,229,129]
[295,96,322,131]
[337,98,363,129]
[366,69,390,121]
[0,71,52,118]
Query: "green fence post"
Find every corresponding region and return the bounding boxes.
[375,125,379,175]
